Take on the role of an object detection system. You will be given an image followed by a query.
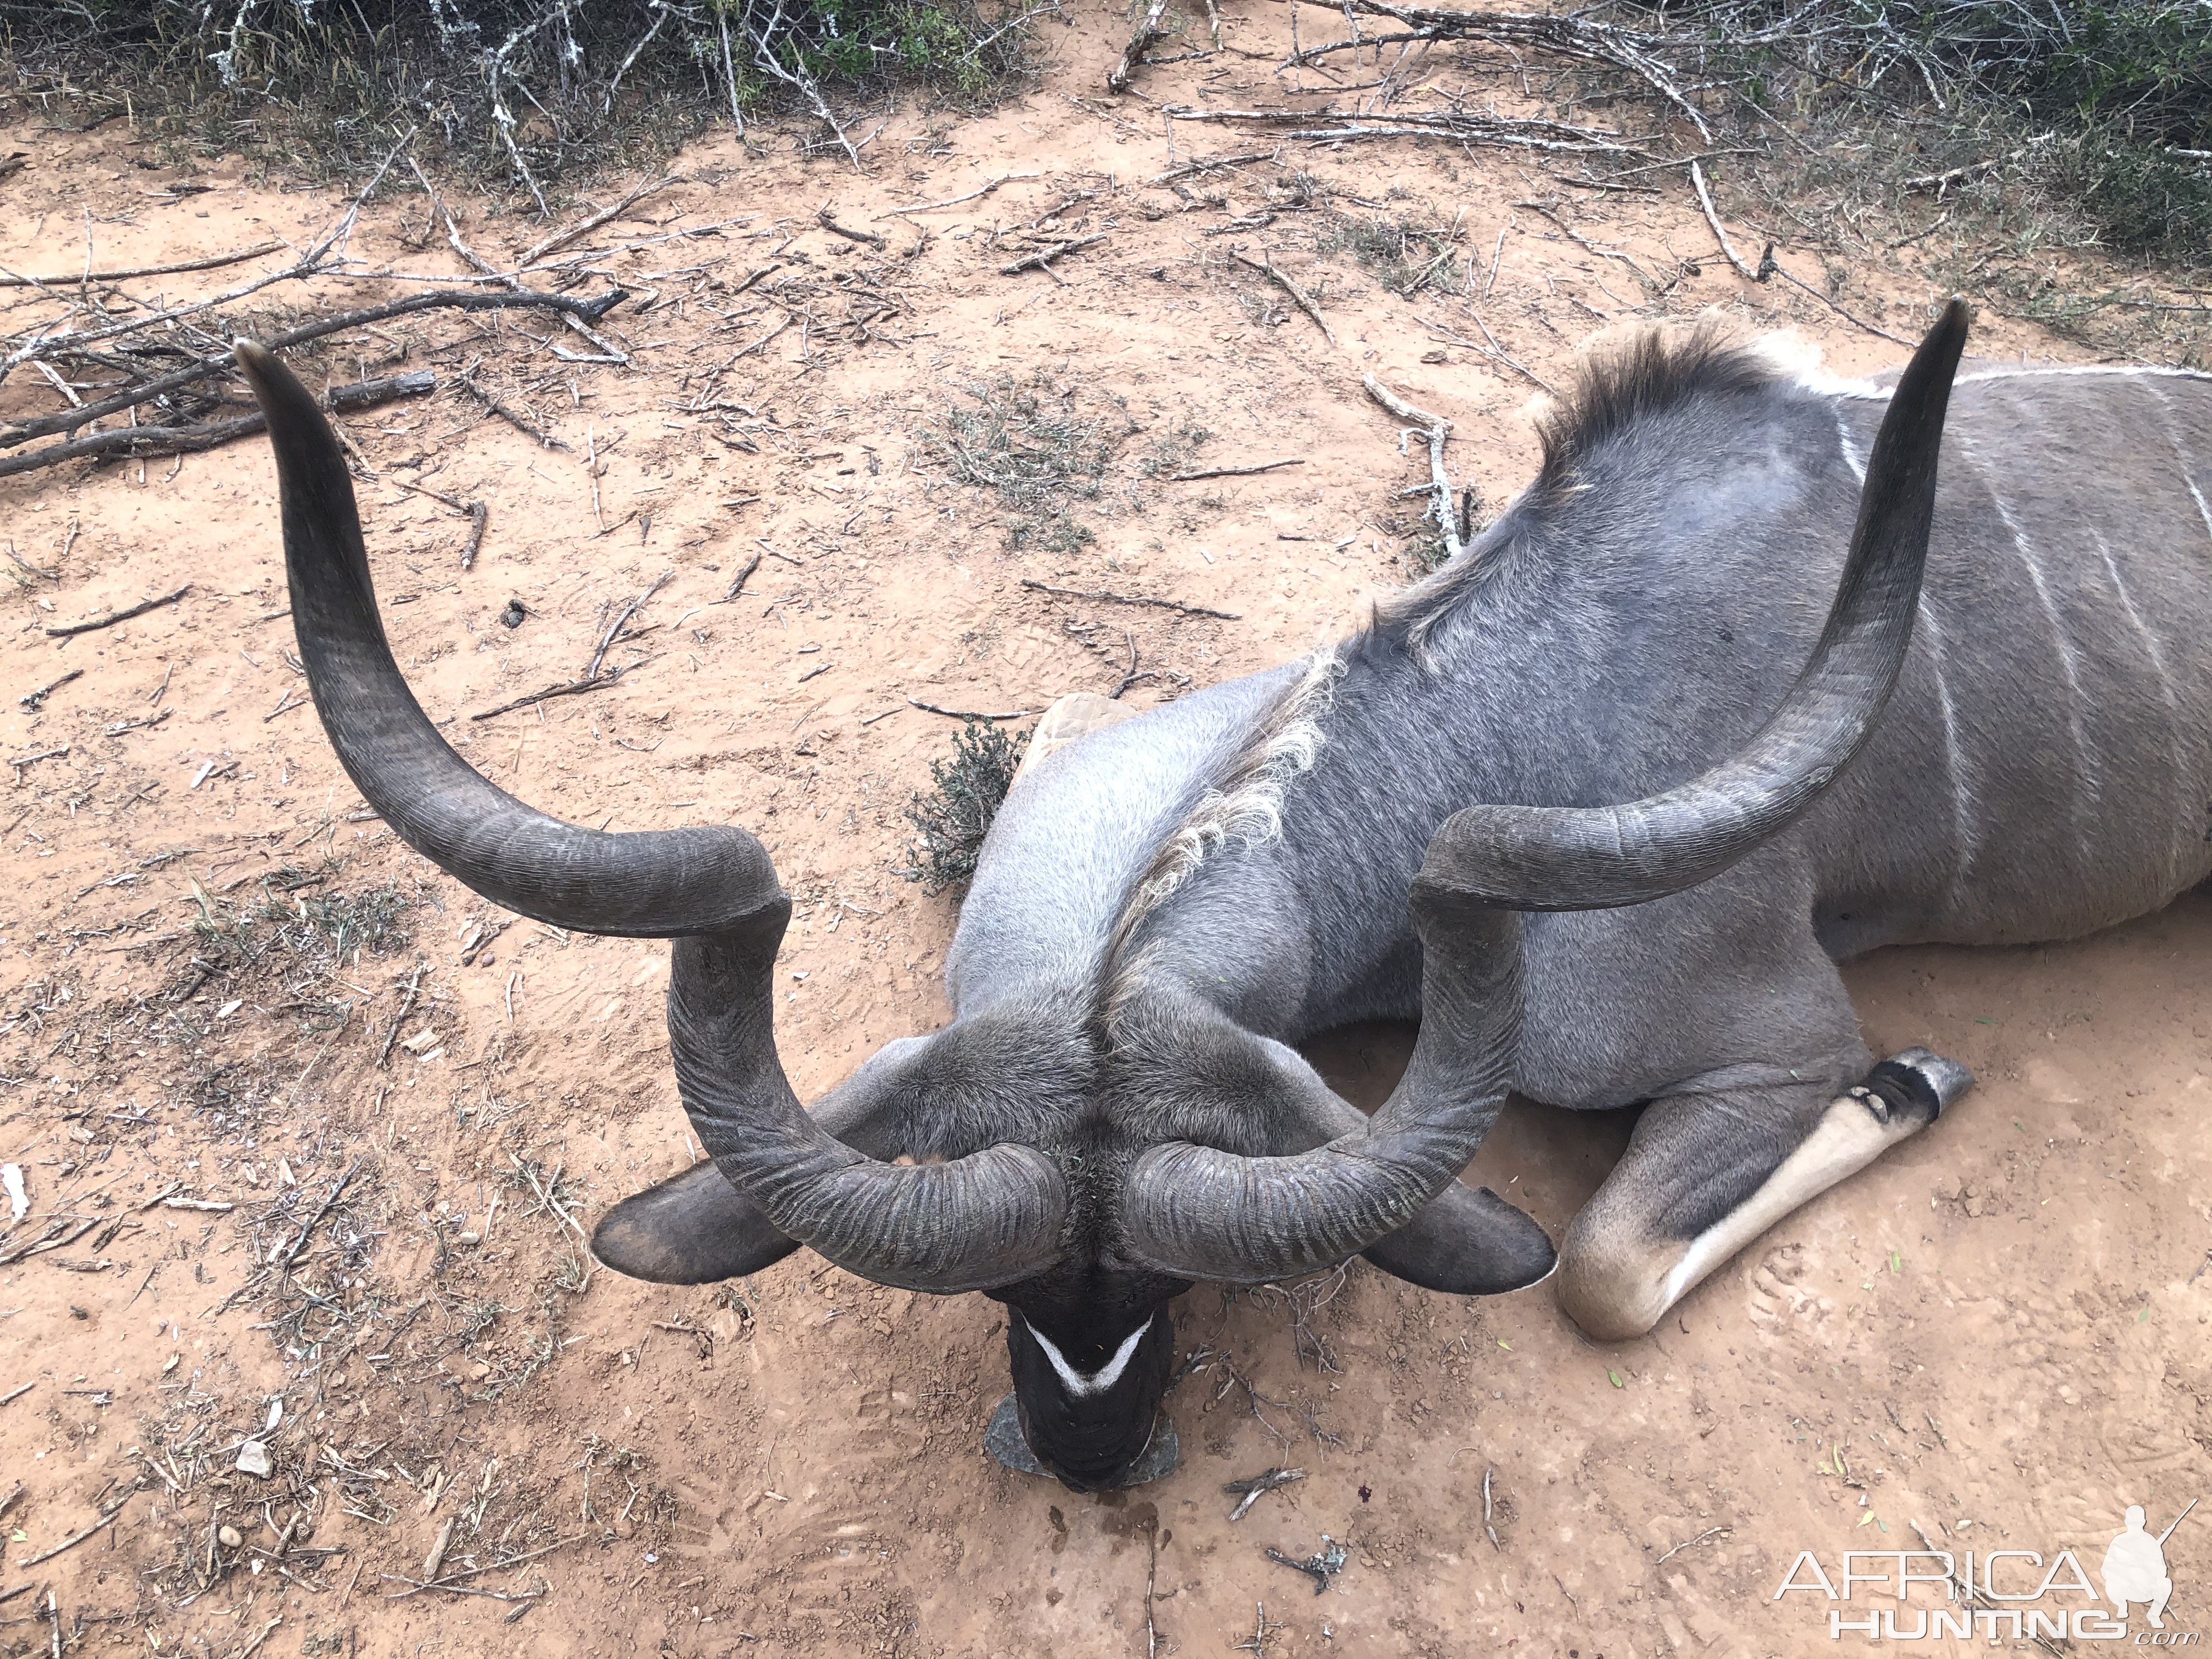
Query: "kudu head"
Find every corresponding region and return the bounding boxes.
[233,300,1966,1492]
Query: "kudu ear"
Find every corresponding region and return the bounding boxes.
[593,1161,800,1284]
[1227,1029,1556,1294]
[593,1033,939,1285]
[1361,1181,1555,1295]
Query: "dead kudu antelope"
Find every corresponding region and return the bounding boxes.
[233,301,2212,1493]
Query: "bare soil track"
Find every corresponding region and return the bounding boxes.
[2,7,2208,1657]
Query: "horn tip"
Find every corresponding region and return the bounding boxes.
[1930,295,1971,350]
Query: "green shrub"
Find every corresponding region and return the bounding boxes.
[3,0,1033,190]
[902,718,1029,894]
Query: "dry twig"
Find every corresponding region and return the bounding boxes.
[1001,234,1110,276]
[470,666,633,722]
[0,240,287,289]
[1171,458,1305,481]
[588,572,673,677]
[884,173,1042,216]
[0,376,432,481]
[1686,159,1760,281]
[43,585,190,639]
[1224,1466,1306,1521]
[1364,375,1465,564]
[0,287,624,452]
[1229,253,1338,347]
[816,209,887,249]
[519,176,686,266]
[906,698,1035,721]
[1020,578,1239,620]
[1163,103,1642,156]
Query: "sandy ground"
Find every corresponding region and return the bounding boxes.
[3,7,2209,1656]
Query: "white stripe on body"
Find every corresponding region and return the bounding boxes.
[2094,530,2194,882]
[1831,404,1867,482]
[1954,430,2101,820]
[1914,598,1978,910]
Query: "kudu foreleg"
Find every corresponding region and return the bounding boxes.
[1556,1049,1973,1341]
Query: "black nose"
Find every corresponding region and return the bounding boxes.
[984,1393,1181,1489]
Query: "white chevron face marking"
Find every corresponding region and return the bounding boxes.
[1024,1313,1154,1399]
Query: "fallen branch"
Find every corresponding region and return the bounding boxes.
[1364,375,1465,564]
[271,1159,365,1269]
[1160,104,1643,156]
[0,375,435,481]
[1111,0,1175,92]
[1654,1524,1730,1565]
[883,173,1041,216]
[414,157,633,364]
[1020,578,1239,620]
[1908,1520,2066,1659]
[1762,250,1912,345]
[459,375,568,450]
[714,551,763,603]
[15,1496,131,1567]
[0,240,287,289]
[1284,0,1712,143]
[1513,198,1654,285]
[518,175,686,266]
[19,668,82,709]
[0,287,625,450]
[816,209,887,249]
[1265,1538,1348,1595]
[459,501,489,571]
[329,370,438,414]
[1148,150,1278,185]
[732,314,792,360]
[1901,136,2052,194]
[587,571,673,677]
[1425,319,1556,395]
[907,698,1035,721]
[44,584,190,639]
[376,966,425,1071]
[1224,1467,1305,1521]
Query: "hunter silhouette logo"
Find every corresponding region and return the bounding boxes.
[2106,1500,2194,1630]
[1775,1498,2199,1644]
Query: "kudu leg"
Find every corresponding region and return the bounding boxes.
[1555,1049,1973,1341]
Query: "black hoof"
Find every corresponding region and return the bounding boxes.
[1863,1047,1976,1124]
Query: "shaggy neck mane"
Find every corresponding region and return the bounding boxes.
[1095,324,1798,1019]
[1375,323,1788,658]
[1097,647,1344,1018]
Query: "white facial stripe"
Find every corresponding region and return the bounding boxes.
[1024,1313,1154,1400]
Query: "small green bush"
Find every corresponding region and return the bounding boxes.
[902,718,1028,894]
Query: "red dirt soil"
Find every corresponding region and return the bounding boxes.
[3,8,2207,1657]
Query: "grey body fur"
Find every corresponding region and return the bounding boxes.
[957,352,2212,1314]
